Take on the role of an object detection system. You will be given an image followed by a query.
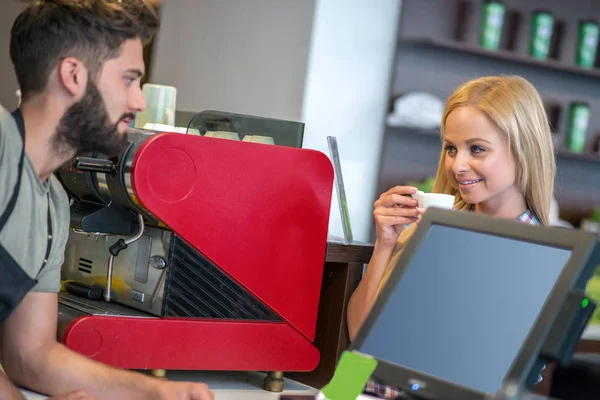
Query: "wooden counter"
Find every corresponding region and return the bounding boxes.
[287,239,374,389]
[21,371,318,400]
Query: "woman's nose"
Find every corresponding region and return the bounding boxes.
[452,152,470,174]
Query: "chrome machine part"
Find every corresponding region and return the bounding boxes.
[55,128,158,235]
[149,255,167,269]
[95,166,111,200]
[105,213,145,302]
[57,292,156,343]
[62,225,171,316]
[100,132,155,221]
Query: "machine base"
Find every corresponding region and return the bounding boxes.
[143,369,286,392]
[60,308,320,372]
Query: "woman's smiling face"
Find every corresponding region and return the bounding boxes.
[443,106,524,214]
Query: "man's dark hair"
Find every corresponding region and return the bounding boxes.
[10,0,160,100]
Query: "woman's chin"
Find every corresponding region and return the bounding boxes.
[459,192,481,205]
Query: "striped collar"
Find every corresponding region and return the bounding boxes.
[516,209,539,225]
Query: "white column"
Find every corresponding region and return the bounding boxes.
[301,0,403,242]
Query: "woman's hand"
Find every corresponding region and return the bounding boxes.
[347,185,420,341]
[373,186,421,248]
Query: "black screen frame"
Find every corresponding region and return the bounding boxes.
[350,207,599,400]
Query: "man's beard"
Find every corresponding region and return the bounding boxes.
[52,81,133,158]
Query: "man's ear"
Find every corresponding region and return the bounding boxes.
[57,57,88,98]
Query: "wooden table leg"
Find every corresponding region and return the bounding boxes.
[533,340,600,396]
[287,261,363,388]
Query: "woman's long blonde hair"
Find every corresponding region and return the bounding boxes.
[377,75,556,293]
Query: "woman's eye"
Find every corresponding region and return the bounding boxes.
[444,145,456,155]
[471,145,485,154]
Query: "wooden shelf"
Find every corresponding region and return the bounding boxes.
[557,148,600,163]
[387,125,441,137]
[388,125,600,163]
[400,38,600,80]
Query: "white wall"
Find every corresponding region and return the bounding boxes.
[150,0,315,121]
[2,0,402,243]
[151,0,402,243]
[0,0,25,110]
[301,0,402,242]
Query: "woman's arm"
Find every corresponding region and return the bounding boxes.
[347,239,396,341]
[346,185,420,341]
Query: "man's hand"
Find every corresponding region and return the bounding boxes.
[153,381,214,400]
[1,292,215,400]
[48,390,95,400]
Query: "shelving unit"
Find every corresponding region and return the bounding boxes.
[400,38,600,79]
[375,0,600,234]
[387,125,600,164]
[556,148,600,163]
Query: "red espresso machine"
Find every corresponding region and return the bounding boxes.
[55,111,333,390]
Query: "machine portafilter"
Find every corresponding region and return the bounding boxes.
[58,130,158,302]
[68,152,148,303]
[56,129,159,236]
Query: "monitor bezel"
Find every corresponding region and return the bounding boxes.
[350,207,598,400]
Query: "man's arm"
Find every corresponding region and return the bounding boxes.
[0,292,213,400]
[0,369,25,400]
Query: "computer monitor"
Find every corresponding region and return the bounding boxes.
[351,207,599,400]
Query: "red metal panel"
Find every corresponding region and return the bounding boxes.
[131,134,333,341]
[62,316,320,371]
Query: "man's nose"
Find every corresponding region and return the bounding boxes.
[130,87,146,113]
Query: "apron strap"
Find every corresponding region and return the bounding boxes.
[0,108,37,323]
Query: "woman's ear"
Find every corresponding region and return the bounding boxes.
[57,57,88,98]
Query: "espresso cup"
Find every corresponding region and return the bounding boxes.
[414,191,455,210]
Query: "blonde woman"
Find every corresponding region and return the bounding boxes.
[347,75,555,398]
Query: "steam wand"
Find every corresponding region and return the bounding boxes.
[104,213,145,302]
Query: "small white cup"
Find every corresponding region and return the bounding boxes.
[414,190,455,210]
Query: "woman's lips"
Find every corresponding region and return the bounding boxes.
[458,179,483,190]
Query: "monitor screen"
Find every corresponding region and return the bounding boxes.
[358,224,572,394]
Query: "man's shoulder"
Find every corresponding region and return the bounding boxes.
[0,103,10,118]
[0,104,22,213]
[0,103,21,146]
[0,103,16,129]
